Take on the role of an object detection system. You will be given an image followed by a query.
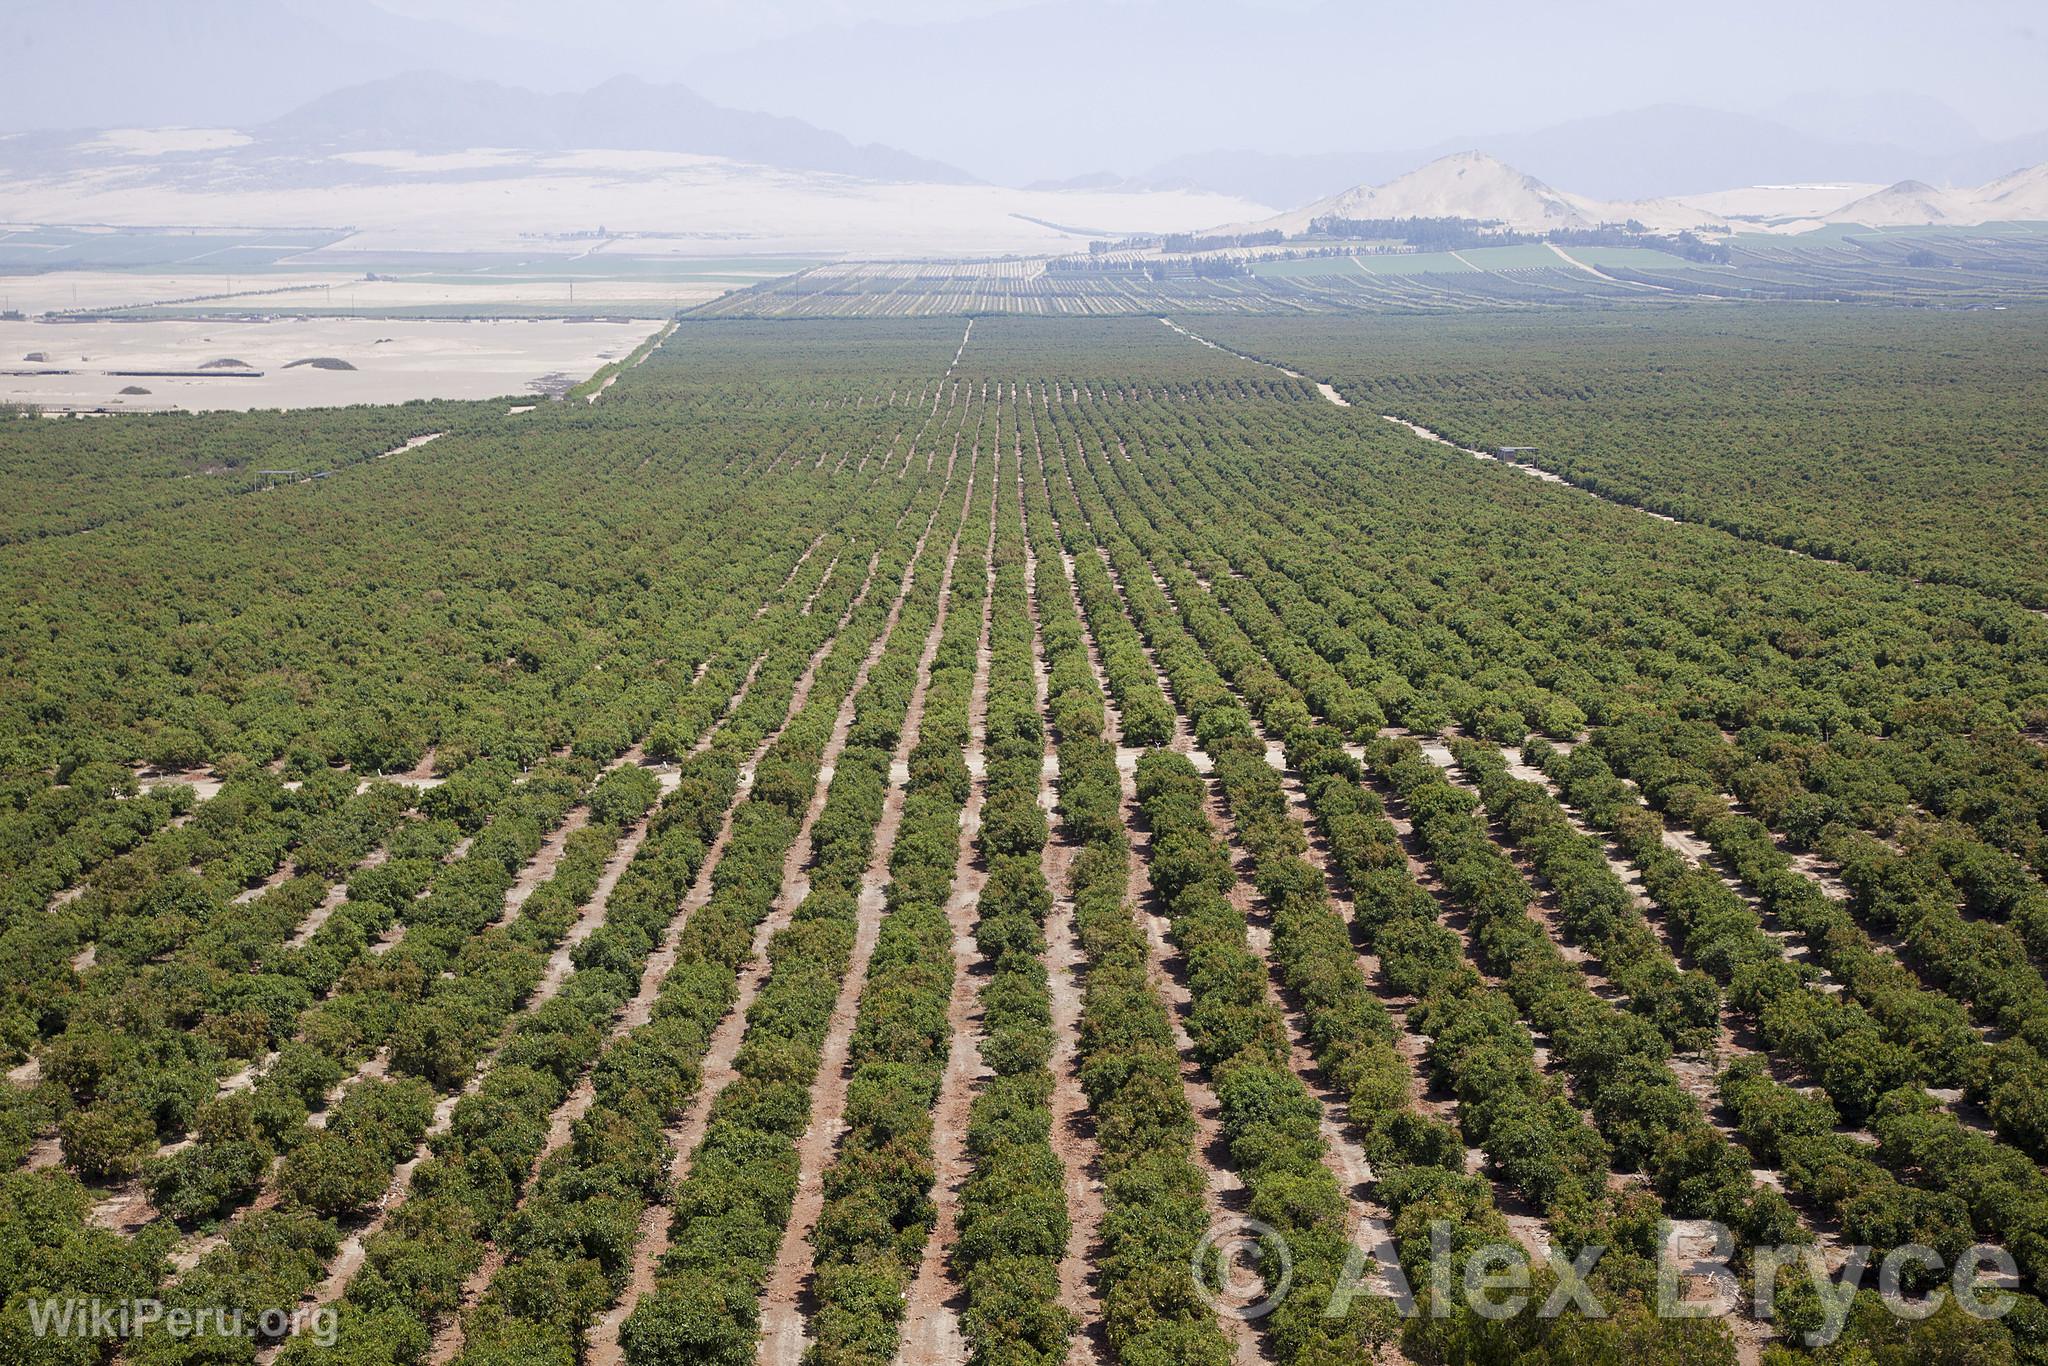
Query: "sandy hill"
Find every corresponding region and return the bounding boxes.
[1822,165,2048,226]
[1221,152,1720,237]
[1823,179,1980,226]
[1971,163,2048,221]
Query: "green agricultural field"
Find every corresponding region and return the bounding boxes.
[1249,253,1375,277]
[1556,243,1733,271]
[7,307,2048,1366]
[0,226,350,271]
[1350,248,1480,274]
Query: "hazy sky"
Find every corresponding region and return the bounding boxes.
[372,0,2048,142]
[9,0,2046,193]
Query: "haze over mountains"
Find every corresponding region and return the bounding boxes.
[263,76,973,184]
[11,0,2048,202]
[6,0,2047,260]
[1082,106,2048,212]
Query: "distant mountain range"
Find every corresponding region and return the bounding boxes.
[1143,106,2048,212]
[0,74,973,188]
[1824,165,2048,227]
[1215,151,2048,238]
[11,2,2046,202]
[1216,153,1721,237]
[262,75,974,184]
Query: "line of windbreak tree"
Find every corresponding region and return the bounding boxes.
[1086,229,1284,255]
[1046,256,1251,279]
[1547,225,1734,262]
[1308,215,1536,250]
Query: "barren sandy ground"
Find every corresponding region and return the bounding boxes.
[0,151,1271,258]
[0,265,752,327]
[1,269,353,315]
[1,316,657,410]
[1675,183,1884,221]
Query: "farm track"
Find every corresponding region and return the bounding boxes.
[1151,314,1999,599]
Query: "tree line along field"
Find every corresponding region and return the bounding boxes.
[3,310,2048,1365]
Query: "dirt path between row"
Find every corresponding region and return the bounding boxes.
[1545,242,1671,291]
[255,741,677,1361]
[1017,460,1107,1363]
[1493,743,1849,1268]
[1060,431,1553,1277]
[896,441,1001,1365]
[1091,554,1430,1329]
[590,441,965,1363]
[754,437,985,1366]
[582,538,906,1366]
[1029,448,1262,1365]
